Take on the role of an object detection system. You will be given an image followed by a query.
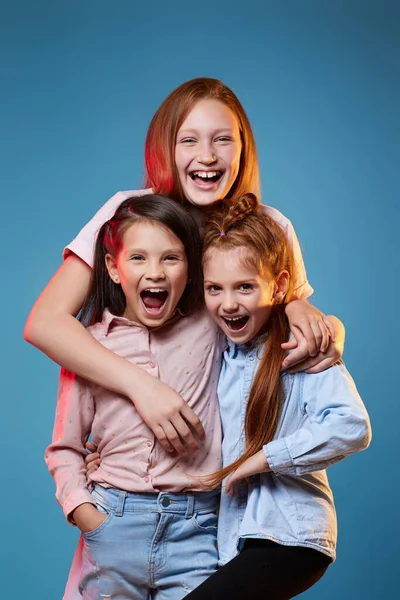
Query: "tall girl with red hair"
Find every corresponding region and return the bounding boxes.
[25,78,345,458]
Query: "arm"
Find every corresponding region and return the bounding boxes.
[25,255,204,454]
[264,364,371,476]
[225,363,371,494]
[45,368,96,522]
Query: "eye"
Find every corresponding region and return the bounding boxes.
[215,136,233,143]
[238,283,253,292]
[165,255,180,261]
[205,284,222,294]
[179,137,197,145]
[131,254,144,261]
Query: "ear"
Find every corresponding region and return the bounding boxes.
[273,270,290,303]
[105,253,120,284]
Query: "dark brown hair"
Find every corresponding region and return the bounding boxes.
[80,195,203,326]
[144,77,260,202]
[202,193,295,487]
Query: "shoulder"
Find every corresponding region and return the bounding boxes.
[260,204,293,231]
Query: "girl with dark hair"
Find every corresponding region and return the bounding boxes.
[26,77,345,461]
[46,195,225,599]
[184,194,371,599]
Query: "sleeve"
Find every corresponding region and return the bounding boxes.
[262,205,313,300]
[263,364,372,476]
[45,368,95,523]
[63,188,153,268]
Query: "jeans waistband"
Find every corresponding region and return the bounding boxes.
[91,483,220,519]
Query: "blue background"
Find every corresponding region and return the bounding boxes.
[1,0,399,597]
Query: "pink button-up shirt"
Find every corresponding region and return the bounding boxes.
[46,308,224,521]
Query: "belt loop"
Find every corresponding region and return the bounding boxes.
[185,493,195,519]
[115,490,127,517]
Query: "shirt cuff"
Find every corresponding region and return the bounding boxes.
[63,488,95,524]
[263,438,296,475]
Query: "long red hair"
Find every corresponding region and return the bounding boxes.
[144,78,260,202]
[202,194,295,487]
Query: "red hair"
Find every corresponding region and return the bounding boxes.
[202,194,295,488]
[144,78,260,202]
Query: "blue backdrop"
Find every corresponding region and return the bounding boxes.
[2,1,398,598]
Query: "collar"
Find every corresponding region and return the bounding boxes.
[225,333,268,359]
[101,307,183,336]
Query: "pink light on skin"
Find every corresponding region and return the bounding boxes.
[175,99,242,208]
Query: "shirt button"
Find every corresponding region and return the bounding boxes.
[144,476,150,483]
[148,361,156,368]
[248,355,254,362]
[147,440,152,447]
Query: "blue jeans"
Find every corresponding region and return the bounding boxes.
[64,484,219,600]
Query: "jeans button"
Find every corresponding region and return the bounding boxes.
[161,497,170,507]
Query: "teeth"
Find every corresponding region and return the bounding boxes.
[224,316,245,321]
[192,171,219,179]
[143,288,166,293]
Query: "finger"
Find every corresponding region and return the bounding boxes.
[281,337,298,350]
[286,354,322,373]
[322,315,336,341]
[159,422,186,455]
[318,319,330,353]
[152,425,175,453]
[85,441,97,453]
[85,452,100,465]
[309,318,324,353]
[305,357,334,374]
[281,340,309,371]
[86,460,100,476]
[181,404,205,442]
[296,319,319,356]
[225,475,237,496]
[172,417,199,453]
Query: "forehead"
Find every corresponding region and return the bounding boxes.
[204,246,259,280]
[121,220,184,250]
[178,98,240,133]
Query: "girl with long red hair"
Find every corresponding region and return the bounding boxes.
[184,194,371,599]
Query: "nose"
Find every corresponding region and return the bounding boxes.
[197,141,217,165]
[145,262,166,281]
[221,293,238,313]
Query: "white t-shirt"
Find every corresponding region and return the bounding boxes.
[64,189,313,300]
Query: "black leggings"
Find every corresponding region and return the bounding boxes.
[185,539,331,600]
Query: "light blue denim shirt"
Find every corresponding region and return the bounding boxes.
[217,339,371,565]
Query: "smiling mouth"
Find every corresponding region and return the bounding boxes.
[190,170,223,184]
[140,289,168,315]
[222,315,249,331]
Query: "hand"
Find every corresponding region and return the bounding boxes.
[85,441,101,479]
[225,451,271,497]
[130,377,205,456]
[281,301,336,371]
[70,502,107,533]
[286,315,345,374]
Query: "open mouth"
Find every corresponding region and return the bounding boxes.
[140,288,168,315]
[190,170,223,185]
[222,315,249,332]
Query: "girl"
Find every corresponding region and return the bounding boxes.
[46,194,225,599]
[25,77,345,460]
[184,194,371,599]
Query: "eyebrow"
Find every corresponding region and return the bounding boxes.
[204,279,258,286]
[177,128,236,135]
